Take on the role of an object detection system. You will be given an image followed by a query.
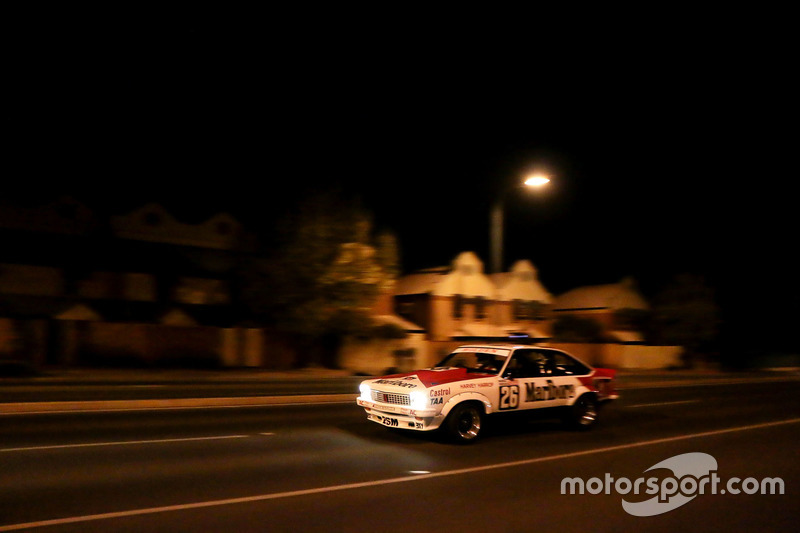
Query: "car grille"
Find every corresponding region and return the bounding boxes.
[371,390,410,405]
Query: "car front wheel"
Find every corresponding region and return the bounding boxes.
[445,403,484,443]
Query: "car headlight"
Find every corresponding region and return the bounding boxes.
[359,383,371,401]
[409,390,427,411]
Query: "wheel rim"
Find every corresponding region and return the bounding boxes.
[456,408,481,439]
[579,401,597,426]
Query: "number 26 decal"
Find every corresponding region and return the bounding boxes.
[499,385,519,410]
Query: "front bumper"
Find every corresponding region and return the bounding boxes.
[357,398,442,431]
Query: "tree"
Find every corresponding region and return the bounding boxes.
[239,191,399,367]
[650,274,720,367]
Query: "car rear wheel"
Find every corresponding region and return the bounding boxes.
[445,403,484,443]
[567,395,598,430]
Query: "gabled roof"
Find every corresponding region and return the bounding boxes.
[394,272,443,296]
[110,203,244,250]
[372,314,425,333]
[490,260,552,303]
[395,252,495,298]
[55,303,102,321]
[553,277,648,311]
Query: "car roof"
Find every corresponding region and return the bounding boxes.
[455,344,594,370]
[457,344,539,351]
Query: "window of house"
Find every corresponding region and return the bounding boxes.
[514,300,546,321]
[397,301,414,320]
[474,296,487,319]
[513,299,524,320]
[531,301,546,321]
[453,294,464,319]
[514,300,533,320]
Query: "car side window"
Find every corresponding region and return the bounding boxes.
[507,350,548,378]
[508,349,591,378]
[548,350,591,376]
[505,350,582,377]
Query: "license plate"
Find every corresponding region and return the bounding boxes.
[380,416,399,427]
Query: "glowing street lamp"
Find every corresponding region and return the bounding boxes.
[490,174,550,274]
[524,174,550,188]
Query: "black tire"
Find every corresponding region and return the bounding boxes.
[445,403,484,443]
[566,394,598,430]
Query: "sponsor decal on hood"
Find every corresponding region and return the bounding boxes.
[373,368,494,389]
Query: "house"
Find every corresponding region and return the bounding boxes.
[548,278,685,369]
[395,252,501,342]
[331,241,427,375]
[393,252,554,366]
[551,277,648,343]
[110,203,249,252]
[0,199,256,368]
[490,259,552,340]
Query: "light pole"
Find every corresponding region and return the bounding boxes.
[489,174,550,274]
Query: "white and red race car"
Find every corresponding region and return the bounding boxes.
[357,344,618,442]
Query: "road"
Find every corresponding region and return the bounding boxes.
[0,375,365,403]
[1,378,799,532]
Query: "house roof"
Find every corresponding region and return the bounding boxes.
[372,314,425,333]
[394,272,443,296]
[609,330,645,343]
[395,252,496,298]
[490,260,552,303]
[55,303,102,321]
[395,253,552,303]
[553,277,648,311]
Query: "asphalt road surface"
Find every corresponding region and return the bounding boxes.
[0,376,365,403]
[2,379,799,532]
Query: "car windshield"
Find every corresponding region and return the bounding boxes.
[435,351,508,375]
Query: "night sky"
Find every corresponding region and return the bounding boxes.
[5,12,795,350]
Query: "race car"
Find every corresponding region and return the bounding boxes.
[357,344,618,443]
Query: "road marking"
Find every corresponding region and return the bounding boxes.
[0,396,355,415]
[627,400,700,408]
[0,435,249,453]
[1,417,798,531]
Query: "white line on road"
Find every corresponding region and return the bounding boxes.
[1,417,798,531]
[0,396,355,415]
[0,435,249,453]
[627,400,700,408]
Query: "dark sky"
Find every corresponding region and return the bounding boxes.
[6,12,796,349]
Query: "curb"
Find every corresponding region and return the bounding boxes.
[0,394,356,415]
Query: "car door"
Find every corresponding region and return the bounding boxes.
[504,349,577,411]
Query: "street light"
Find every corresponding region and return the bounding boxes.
[524,175,551,187]
[489,174,550,274]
